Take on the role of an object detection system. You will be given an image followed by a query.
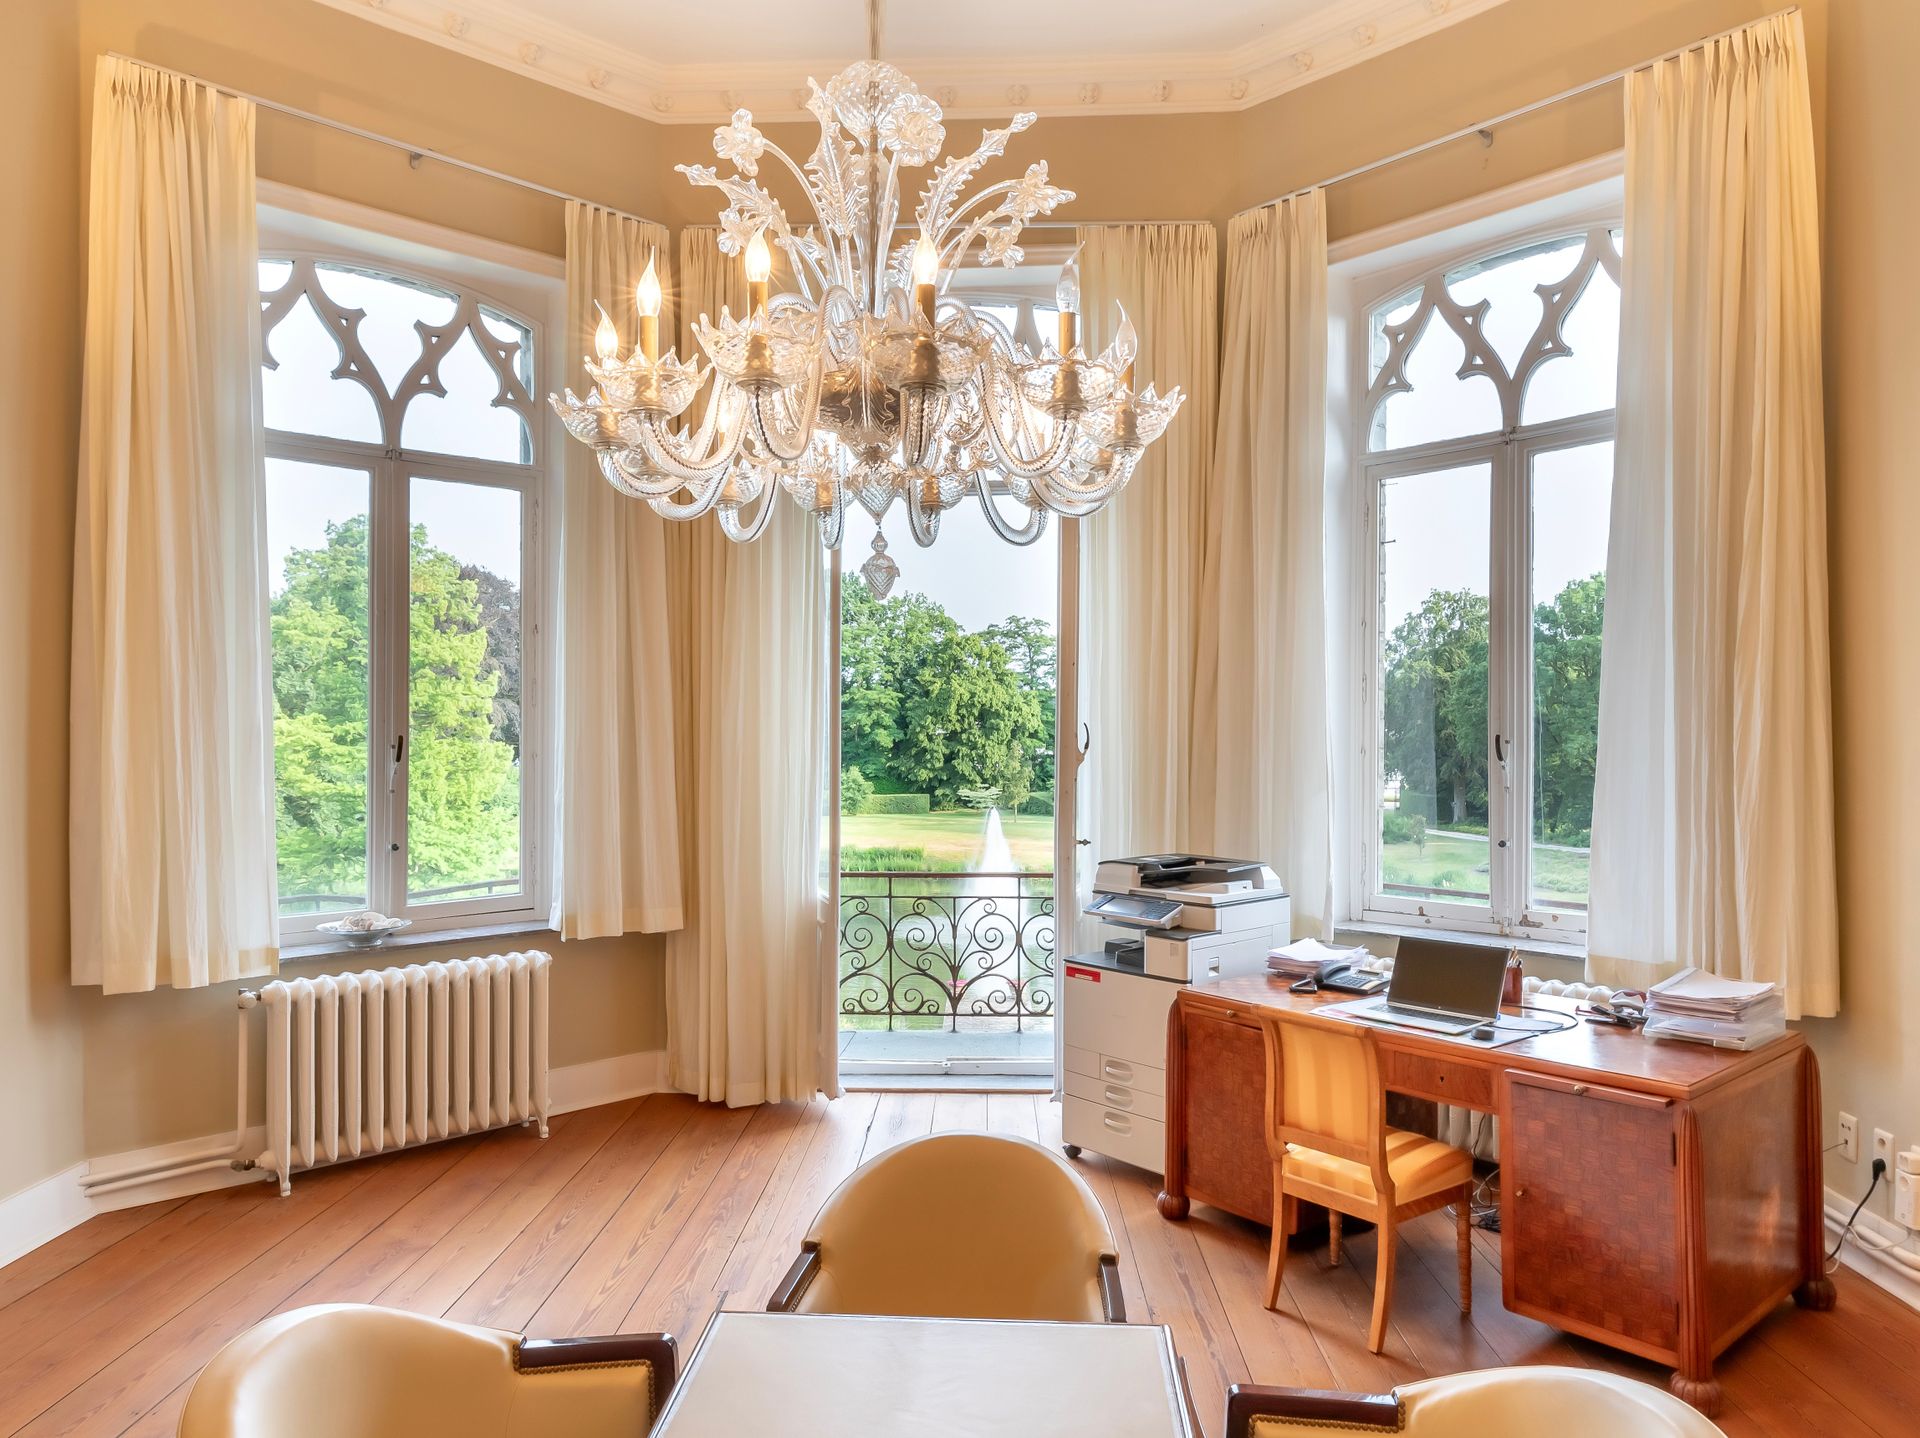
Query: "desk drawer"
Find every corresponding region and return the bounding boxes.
[1065,1069,1167,1123]
[1382,1048,1494,1110]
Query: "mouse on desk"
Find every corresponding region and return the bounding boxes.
[1470,1023,1499,1041]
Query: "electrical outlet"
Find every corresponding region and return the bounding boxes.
[1838,1112,1858,1163]
[1874,1128,1896,1170]
[1896,1167,1918,1229]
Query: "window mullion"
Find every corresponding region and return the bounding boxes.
[1488,438,1529,927]
[370,455,411,918]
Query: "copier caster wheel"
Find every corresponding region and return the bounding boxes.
[1063,1143,1082,1159]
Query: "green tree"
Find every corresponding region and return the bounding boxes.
[1382,588,1490,827]
[840,764,874,814]
[270,517,520,904]
[983,614,1057,794]
[1531,573,1606,844]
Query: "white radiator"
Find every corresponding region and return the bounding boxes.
[256,951,551,1194]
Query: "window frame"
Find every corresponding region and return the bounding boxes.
[259,190,562,941]
[1340,188,1623,946]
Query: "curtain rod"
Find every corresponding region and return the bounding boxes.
[108,53,1198,235]
[1235,5,1800,218]
[106,52,668,232]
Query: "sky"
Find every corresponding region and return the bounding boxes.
[841,495,1058,634]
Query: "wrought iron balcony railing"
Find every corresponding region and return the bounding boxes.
[838,870,1055,1032]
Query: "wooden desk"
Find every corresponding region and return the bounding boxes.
[655,1311,1199,1438]
[1156,976,1831,1415]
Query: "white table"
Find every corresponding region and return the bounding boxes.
[654,1311,1199,1438]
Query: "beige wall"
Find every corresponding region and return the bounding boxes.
[0,2,88,1201]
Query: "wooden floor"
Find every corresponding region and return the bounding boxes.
[3,1091,1916,1437]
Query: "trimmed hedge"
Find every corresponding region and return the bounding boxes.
[863,792,932,815]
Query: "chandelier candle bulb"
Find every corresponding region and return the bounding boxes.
[744,228,772,316]
[912,231,939,324]
[635,249,662,361]
[592,302,620,364]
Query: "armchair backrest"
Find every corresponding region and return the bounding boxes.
[1259,1010,1389,1192]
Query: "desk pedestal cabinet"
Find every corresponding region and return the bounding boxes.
[1156,979,1833,1416]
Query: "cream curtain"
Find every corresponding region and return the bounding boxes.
[1197,193,1334,935]
[553,204,684,939]
[1075,224,1216,929]
[665,228,839,1105]
[1588,12,1837,1016]
[71,58,278,993]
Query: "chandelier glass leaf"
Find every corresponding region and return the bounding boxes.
[549,59,1185,579]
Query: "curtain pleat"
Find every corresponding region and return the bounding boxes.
[1588,12,1837,1016]
[553,204,685,938]
[1198,193,1335,935]
[71,57,278,993]
[665,228,838,1105]
[1075,224,1217,937]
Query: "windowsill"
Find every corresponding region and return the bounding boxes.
[280,919,557,965]
[1334,918,1589,979]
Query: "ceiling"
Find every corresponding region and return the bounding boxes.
[318,0,1512,124]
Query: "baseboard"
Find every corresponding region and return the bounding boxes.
[0,1049,675,1269]
[0,1162,93,1271]
[1825,1185,1920,1312]
[549,1049,672,1113]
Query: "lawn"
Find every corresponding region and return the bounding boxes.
[1380,824,1590,912]
[840,810,1054,872]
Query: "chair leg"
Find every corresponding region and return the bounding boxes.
[1456,1189,1473,1316]
[1367,1215,1397,1355]
[1328,1209,1343,1268]
[1264,1177,1289,1311]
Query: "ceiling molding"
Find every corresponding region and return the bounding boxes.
[314,0,1514,125]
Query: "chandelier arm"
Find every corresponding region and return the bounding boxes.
[816,476,846,550]
[904,485,940,547]
[980,364,1079,478]
[969,474,1050,545]
[717,475,783,543]
[647,478,727,521]
[599,447,689,498]
[635,408,747,483]
[749,389,819,463]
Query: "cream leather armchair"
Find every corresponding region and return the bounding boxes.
[767,1132,1124,1323]
[178,1304,676,1438]
[1225,1368,1727,1437]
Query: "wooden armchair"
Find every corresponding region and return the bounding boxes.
[179,1304,677,1438]
[1224,1369,1727,1435]
[1255,1008,1474,1353]
[767,1132,1124,1322]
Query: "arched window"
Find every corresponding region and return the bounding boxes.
[1354,223,1620,939]
[260,249,549,938]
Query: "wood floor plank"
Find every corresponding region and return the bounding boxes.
[0,1163,376,1434]
[0,1199,187,1313]
[10,1093,1917,1437]
[985,1092,1041,1142]
[861,1092,936,1162]
[373,1101,636,1317]
[622,1101,815,1342]
[930,1090,989,1133]
[0,1184,279,1360]
[525,1101,755,1337]
[715,1092,880,1312]
[14,1140,467,1437]
[443,1095,696,1331]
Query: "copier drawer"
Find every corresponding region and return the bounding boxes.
[1063,1095,1167,1175]
[1065,1068,1167,1123]
[1063,1045,1167,1097]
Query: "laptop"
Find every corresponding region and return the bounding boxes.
[1348,937,1507,1035]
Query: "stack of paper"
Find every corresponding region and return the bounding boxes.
[1644,968,1786,1050]
[1267,938,1369,980]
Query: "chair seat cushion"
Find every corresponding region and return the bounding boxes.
[1284,1128,1471,1208]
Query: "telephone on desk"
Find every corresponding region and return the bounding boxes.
[1291,964,1389,996]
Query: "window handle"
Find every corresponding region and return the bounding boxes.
[388,732,407,794]
[1494,731,1512,794]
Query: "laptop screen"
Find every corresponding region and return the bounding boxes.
[1387,938,1508,1018]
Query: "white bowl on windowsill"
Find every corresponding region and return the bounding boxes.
[315,915,413,948]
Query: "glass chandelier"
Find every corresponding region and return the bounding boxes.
[550,60,1184,597]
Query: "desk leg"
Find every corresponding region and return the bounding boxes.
[1157,999,1191,1221]
[1793,1047,1838,1310]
